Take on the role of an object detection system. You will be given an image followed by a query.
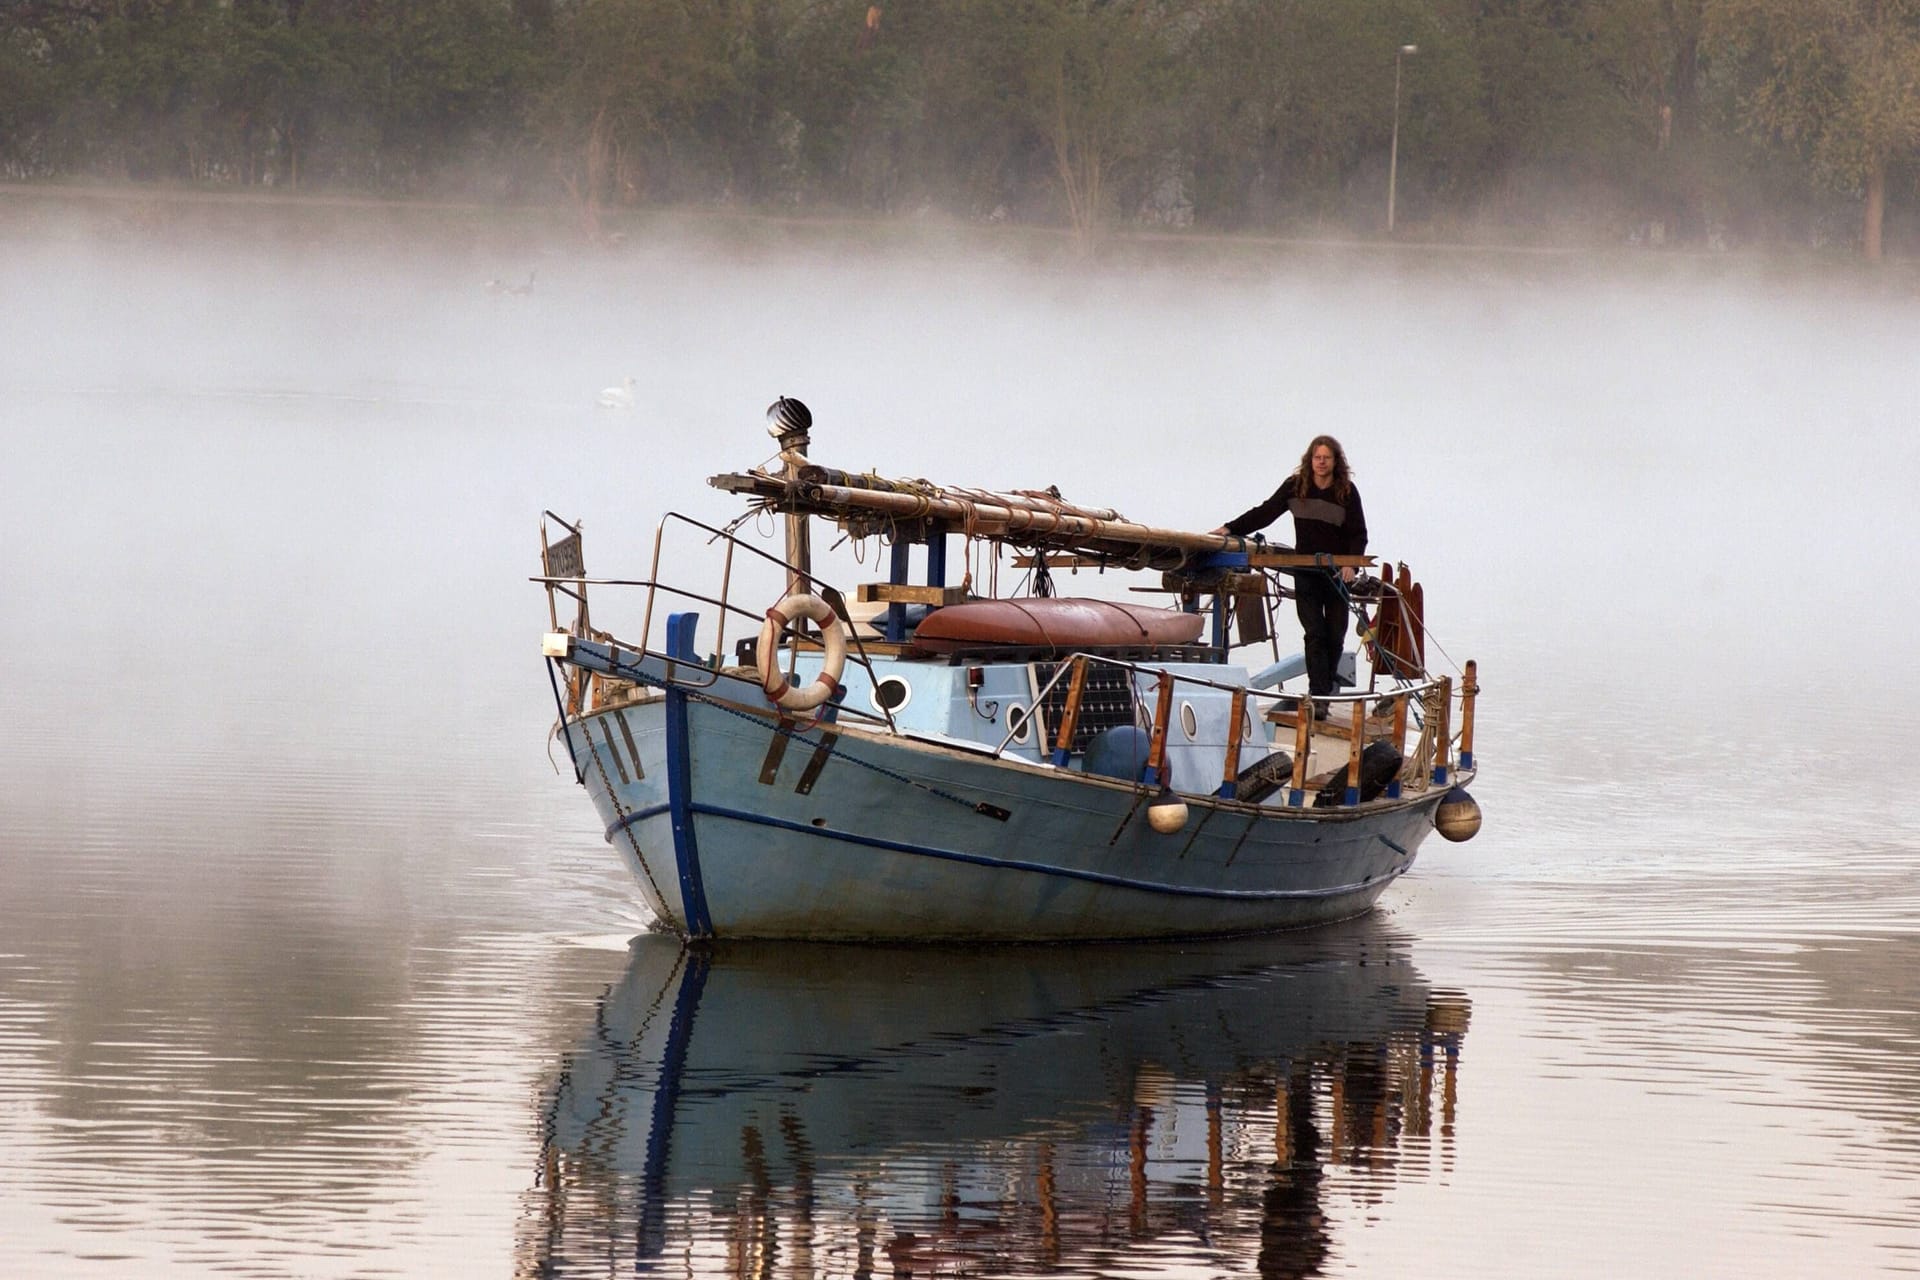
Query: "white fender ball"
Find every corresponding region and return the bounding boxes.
[1147,793,1189,834]
[1434,787,1482,842]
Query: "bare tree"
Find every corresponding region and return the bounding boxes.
[1020,1,1184,252]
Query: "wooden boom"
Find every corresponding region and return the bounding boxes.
[709,467,1373,577]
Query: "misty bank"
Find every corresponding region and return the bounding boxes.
[5,182,1917,292]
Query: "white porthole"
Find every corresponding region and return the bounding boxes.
[1243,706,1256,740]
[870,675,912,714]
[1179,701,1199,741]
[1007,703,1032,745]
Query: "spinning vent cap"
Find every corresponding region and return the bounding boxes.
[766,396,812,439]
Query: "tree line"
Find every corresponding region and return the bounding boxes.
[4,0,1918,258]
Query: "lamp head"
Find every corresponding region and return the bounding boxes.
[1400,44,1419,55]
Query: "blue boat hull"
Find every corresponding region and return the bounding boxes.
[560,658,1450,941]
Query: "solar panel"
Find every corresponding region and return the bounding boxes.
[1030,661,1140,756]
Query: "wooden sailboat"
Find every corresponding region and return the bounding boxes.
[536,399,1481,941]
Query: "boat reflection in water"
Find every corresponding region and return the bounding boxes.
[523,917,1469,1278]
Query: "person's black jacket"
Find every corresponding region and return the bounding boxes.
[1225,476,1367,556]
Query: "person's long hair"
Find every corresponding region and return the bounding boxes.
[1294,435,1353,501]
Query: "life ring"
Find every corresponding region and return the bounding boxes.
[756,592,847,712]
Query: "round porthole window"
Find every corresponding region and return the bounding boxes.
[1007,703,1032,744]
[1243,706,1256,740]
[1179,701,1199,741]
[870,675,912,713]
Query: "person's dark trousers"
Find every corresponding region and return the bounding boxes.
[1295,573,1349,698]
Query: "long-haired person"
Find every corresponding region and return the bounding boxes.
[1214,436,1368,715]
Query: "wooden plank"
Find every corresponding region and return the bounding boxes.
[1345,702,1365,804]
[1289,700,1312,803]
[1161,570,1268,594]
[854,582,970,605]
[790,636,918,658]
[1459,659,1478,767]
[1407,578,1426,670]
[1233,591,1269,646]
[1219,688,1247,797]
[1244,552,1376,569]
[1265,706,1395,743]
[1369,562,1399,671]
[1143,673,1176,786]
[1049,657,1090,766]
[1009,554,1114,569]
[1370,562,1426,677]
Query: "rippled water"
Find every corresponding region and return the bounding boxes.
[2,225,1917,1277]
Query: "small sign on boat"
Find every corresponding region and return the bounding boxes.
[543,533,584,581]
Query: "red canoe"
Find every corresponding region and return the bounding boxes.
[912,597,1206,654]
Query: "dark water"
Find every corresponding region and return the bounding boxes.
[3,230,1918,1277]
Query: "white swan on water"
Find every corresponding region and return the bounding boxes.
[485,270,536,296]
[597,377,636,410]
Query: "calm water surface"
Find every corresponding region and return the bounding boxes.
[2,230,1917,1277]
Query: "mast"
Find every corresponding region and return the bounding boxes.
[766,397,813,591]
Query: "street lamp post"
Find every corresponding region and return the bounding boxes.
[1387,43,1418,234]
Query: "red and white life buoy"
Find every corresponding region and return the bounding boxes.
[756,592,847,712]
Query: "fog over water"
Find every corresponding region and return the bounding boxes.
[2,220,1917,1277]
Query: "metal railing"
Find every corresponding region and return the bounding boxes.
[534,510,902,733]
[998,649,1475,808]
